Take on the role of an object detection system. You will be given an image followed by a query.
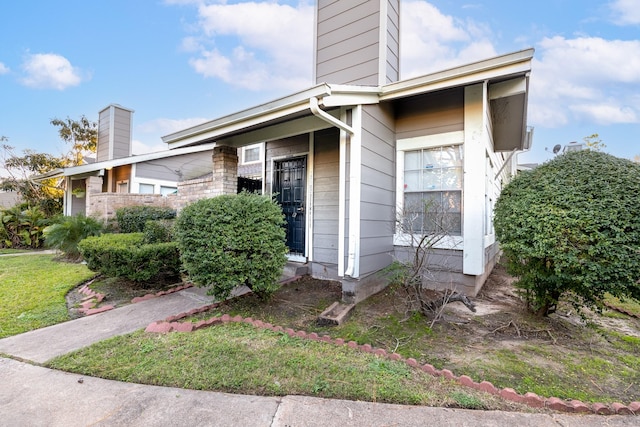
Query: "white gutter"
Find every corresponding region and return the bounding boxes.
[163,84,333,148]
[309,97,354,135]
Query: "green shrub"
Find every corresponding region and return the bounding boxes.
[142,220,174,244]
[494,150,640,316]
[0,205,51,249]
[78,233,180,282]
[43,214,104,259]
[115,206,176,233]
[175,192,287,300]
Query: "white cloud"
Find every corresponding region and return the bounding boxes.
[182,1,314,91]
[131,139,169,155]
[570,103,638,125]
[137,117,210,135]
[0,62,9,74]
[529,36,640,126]
[132,117,210,154]
[401,0,496,78]
[609,0,640,25]
[20,53,86,90]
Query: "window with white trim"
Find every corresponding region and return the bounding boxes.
[160,186,177,196]
[116,180,129,193]
[138,183,154,194]
[241,143,262,164]
[402,145,463,236]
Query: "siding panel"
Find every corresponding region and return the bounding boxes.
[315,0,400,86]
[312,128,339,264]
[358,103,395,276]
[395,88,464,140]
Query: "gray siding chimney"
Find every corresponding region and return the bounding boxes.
[315,0,400,86]
[96,104,134,162]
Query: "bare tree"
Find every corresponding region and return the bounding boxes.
[387,198,475,323]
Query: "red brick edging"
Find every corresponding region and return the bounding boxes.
[143,311,638,416]
[77,283,194,316]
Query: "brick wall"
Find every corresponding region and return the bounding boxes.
[87,193,172,221]
[84,146,239,222]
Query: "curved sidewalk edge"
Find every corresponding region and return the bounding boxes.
[0,286,222,364]
[1,358,636,427]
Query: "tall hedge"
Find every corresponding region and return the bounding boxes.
[494,150,640,316]
[78,233,180,282]
[175,192,287,300]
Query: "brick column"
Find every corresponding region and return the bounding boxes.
[212,146,238,196]
[84,176,104,217]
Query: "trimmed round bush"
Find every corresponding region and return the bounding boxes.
[175,192,287,300]
[494,150,640,316]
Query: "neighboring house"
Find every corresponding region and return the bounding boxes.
[36,104,266,218]
[159,0,535,303]
[37,104,217,218]
[0,190,21,209]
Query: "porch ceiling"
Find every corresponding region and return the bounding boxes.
[489,75,531,152]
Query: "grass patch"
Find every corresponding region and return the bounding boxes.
[604,294,640,317]
[0,254,94,338]
[47,322,526,410]
[0,249,29,255]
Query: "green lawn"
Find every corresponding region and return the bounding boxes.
[0,254,94,338]
[47,323,524,411]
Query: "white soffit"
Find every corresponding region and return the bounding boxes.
[380,48,534,101]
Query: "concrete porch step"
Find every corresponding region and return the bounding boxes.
[281,261,308,280]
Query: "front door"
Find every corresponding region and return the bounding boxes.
[274,157,306,257]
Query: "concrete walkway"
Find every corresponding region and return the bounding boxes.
[2,358,636,427]
[0,286,636,426]
[0,286,215,364]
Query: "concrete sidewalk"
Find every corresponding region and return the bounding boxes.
[0,286,218,364]
[1,357,636,427]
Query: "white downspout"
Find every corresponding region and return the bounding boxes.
[344,105,362,278]
[309,97,360,278]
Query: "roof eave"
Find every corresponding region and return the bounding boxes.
[162,84,334,149]
[380,48,534,101]
[59,142,217,177]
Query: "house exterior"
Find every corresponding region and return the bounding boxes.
[160,0,534,303]
[0,191,21,209]
[39,104,267,219]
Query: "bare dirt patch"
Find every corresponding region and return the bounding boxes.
[208,265,640,404]
[71,265,640,404]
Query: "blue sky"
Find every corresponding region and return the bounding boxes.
[1,0,639,167]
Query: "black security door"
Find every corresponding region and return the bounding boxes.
[274,157,306,255]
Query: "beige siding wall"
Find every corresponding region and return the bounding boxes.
[384,0,400,84]
[312,128,340,265]
[395,88,464,139]
[96,108,110,162]
[96,105,133,162]
[112,107,132,159]
[358,103,395,276]
[315,0,400,85]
